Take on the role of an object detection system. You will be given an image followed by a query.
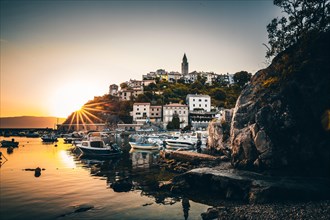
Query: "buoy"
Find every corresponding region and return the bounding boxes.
[7,147,14,154]
[34,167,41,177]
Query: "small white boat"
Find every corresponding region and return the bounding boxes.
[129,141,160,150]
[164,138,195,150]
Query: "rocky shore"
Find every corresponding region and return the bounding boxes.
[157,151,330,219]
[201,200,330,220]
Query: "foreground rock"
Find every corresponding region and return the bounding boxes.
[230,31,330,176]
[159,151,225,173]
[170,166,330,204]
[201,201,330,220]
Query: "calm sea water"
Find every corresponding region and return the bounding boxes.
[0,137,210,220]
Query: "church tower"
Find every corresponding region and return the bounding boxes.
[181,53,188,75]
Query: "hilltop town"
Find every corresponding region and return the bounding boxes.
[61,54,251,132]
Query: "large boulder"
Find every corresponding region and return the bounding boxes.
[230,32,330,176]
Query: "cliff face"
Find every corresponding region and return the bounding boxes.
[230,32,330,176]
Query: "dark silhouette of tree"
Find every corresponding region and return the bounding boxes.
[233,71,252,88]
[266,0,330,58]
[167,113,180,130]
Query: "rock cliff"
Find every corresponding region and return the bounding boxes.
[230,31,330,176]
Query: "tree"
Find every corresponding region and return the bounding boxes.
[167,113,180,130]
[266,0,330,58]
[120,82,128,89]
[233,71,252,88]
[211,88,227,101]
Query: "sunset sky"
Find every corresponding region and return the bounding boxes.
[0,1,282,118]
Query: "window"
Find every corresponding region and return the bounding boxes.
[151,113,154,116]
[199,99,201,102]
[137,108,139,111]
[144,108,146,111]
[193,99,195,101]
[193,104,195,107]
[199,104,201,107]
[205,99,208,102]
[205,104,207,107]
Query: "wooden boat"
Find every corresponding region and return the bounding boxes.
[1,139,19,148]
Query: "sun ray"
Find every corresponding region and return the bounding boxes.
[81,108,103,122]
[68,111,77,131]
[78,110,86,130]
[80,109,95,125]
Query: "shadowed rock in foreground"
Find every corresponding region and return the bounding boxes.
[170,166,330,204]
[230,31,330,176]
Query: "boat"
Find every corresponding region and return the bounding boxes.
[1,139,19,148]
[63,132,84,144]
[41,134,58,142]
[129,135,161,150]
[129,141,160,150]
[76,132,122,157]
[164,138,195,150]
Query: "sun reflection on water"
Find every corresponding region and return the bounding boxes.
[58,150,76,168]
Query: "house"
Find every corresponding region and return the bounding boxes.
[132,103,151,124]
[150,105,162,122]
[167,71,182,83]
[163,103,188,129]
[119,87,143,101]
[186,94,211,112]
[109,84,118,96]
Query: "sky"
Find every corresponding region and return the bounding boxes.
[0,0,282,118]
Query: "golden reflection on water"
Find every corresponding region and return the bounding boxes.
[58,150,76,168]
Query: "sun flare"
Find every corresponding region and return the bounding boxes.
[49,83,97,118]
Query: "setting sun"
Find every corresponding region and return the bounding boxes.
[49,82,97,118]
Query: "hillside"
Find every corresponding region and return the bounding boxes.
[0,116,66,128]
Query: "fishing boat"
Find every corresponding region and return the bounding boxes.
[0,139,19,148]
[76,132,122,157]
[41,134,58,142]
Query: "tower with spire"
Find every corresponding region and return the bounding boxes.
[181,53,188,75]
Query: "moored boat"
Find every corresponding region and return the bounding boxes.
[76,132,122,157]
[129,141,160,150]
[41,134,58,142]
[164,138,195,150]
[1,139,19,148]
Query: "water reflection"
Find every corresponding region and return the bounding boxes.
[72,145,180,204]
[1,137,210,220]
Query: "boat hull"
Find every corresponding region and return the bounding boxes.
[77,146,122,157]
[0,140,19,148]
[129,142,159,150]
[164,139,195,150]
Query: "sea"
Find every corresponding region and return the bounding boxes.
[0,137,211,220]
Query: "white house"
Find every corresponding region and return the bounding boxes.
[132,103,151,124]
[186,94,211,112]
[163,103,188,129]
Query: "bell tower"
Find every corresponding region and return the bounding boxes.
[181,53,188,75]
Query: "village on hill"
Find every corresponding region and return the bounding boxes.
[60,54,251,132]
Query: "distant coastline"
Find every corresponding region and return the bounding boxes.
[0,116,66,129]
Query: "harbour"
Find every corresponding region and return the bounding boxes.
[0,136,210,220]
